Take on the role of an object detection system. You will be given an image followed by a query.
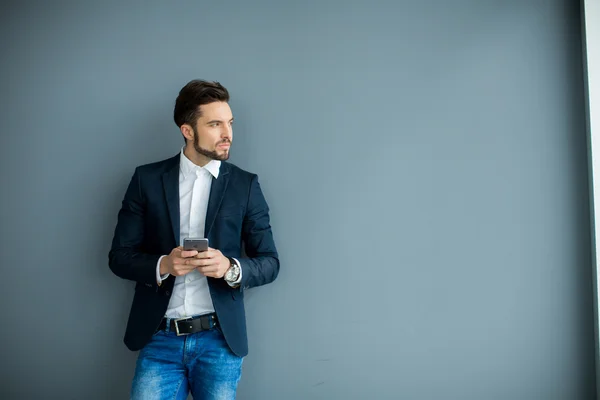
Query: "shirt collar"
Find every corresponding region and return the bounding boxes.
[180,146,221,180]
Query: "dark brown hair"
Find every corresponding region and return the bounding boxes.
[173,80,230,128]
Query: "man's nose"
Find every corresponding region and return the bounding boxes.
[222,125,232,140]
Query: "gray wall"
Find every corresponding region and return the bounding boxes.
[0,1,595,399]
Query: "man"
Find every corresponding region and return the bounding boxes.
[109,80,279,399]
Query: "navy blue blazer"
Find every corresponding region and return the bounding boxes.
[108,153,279,357]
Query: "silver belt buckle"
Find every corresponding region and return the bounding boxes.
[174,316,192,336]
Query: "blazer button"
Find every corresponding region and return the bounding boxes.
[165,290,171,296]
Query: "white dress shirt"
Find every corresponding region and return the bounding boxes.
[155,148,241,319]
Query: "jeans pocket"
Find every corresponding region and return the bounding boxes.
[152,329,165,338]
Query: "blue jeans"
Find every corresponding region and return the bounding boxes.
[131,322,243,400]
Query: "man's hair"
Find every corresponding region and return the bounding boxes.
[173,80,230,128]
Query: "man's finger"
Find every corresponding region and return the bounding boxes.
[173,256,194,265]
[184,258,217,267]
[197,260,220,269]
[172,257,199,268]
[175,258,197,270]
[197,265,219,271]
[197,266,219,275]
[180,250,199,258]
[172,257,184,265]
[195,249,217,259]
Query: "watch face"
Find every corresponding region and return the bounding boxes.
[226,265,238,281]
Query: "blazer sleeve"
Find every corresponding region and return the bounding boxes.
[108,167,161,285]
[238,175,280,290]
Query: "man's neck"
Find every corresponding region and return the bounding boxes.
[183,145,211,167]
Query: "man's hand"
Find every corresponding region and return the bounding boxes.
[193,247,231,279]
[159,246,200,276]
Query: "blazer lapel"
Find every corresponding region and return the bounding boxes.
[204,162,230,238]
[162,159,181,246]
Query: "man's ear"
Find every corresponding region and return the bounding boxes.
[181,124,194,142]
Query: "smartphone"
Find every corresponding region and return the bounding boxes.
[183,238,209,252]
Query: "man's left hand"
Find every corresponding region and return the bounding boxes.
[194,247,230,278]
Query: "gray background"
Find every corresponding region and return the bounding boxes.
[0,0,595,399]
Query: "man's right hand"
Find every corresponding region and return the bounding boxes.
[159,246,199,276]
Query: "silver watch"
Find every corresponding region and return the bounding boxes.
[224,259,240,283]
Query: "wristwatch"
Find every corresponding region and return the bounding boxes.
[224,257,241,283]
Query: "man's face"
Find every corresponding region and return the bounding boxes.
[191,101,234,161]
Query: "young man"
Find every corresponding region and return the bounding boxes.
[109,80,279,399]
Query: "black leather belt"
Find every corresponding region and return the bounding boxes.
[156,313,218,336]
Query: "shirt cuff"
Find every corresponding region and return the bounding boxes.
[227,257,243,287]
[156,255,170,285]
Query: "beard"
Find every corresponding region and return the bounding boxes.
[192,127,230,161]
